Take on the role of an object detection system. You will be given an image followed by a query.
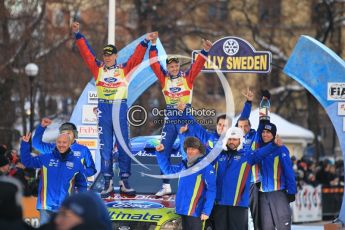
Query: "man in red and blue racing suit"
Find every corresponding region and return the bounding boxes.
[149,36,213,196]
[32,118,96,192]
[21,132,87,225]
[71,22,157,197]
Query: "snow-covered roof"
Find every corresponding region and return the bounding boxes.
[235,108,315,141]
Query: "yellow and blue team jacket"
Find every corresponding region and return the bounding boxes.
[259,144,297,195]
[236,100,262,184]
[214,143,279,207]
[156,153,216,217]
[21,141,86,212]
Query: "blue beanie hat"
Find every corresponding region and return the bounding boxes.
[263,122,277,137]
[61,191,111,230]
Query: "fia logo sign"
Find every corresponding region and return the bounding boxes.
[328,83,345,100]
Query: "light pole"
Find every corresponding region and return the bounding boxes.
[25,63,39,132]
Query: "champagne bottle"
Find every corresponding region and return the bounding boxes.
[259,96,270,121]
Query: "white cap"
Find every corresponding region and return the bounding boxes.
[222,127,244,150]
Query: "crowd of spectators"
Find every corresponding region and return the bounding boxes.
[0,144,38,196]
[292,155,344,188]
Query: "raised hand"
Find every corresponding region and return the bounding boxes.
[41,117,52,127]
[22,132,32,142]
[155,144,164,152]
[179,124,188,134]
[242,87,254,101]
[71,22,80,33]
[146,32,158,44]
[202,39,213,52]
[274,135,283,147]
[201,214,209,220]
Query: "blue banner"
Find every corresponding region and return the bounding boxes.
[283,35,345,222]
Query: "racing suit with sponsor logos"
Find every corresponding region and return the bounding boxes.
[149,45,208,162]
[75,32,149,178]
[20,140,87,212]
[32,124,96,190]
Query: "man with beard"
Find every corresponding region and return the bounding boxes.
[212,127,283,230]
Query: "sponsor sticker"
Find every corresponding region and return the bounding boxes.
[82,105,98,124]
[48,159,59,167]
[66,161,74,169]
[338,102,345,115]
[87,91,98,104]
[106,201,164,209]
[169,87,181,93]
[77,125,99,138]
[73,151,81,157]
[77,139,98,149]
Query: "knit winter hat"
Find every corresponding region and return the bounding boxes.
[183,137,205,155]
[263,122,277,137]
[61,191,112,230]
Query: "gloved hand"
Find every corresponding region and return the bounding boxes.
[261,89,271,99]
[287,193,296,203]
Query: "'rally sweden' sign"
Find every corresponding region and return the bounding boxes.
[192,36,271,73]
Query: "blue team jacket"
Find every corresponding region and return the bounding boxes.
[214,143,278,207]
[156,153,216,217]
[33,125,97,177]
[237,101,256,152]
[259,144,297,195]
[238,101,262,183]
[21,141,86,211]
